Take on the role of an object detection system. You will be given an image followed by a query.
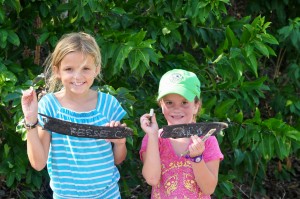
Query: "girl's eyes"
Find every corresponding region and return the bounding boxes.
[63,67,91,71]
[165,101,172,105]
[64,67,72,71]
[164,101,189,106]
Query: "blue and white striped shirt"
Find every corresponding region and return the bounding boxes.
[38,92,126,199]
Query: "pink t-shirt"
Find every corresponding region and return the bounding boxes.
[139,133,224,199]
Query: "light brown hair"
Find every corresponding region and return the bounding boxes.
[43,32,101,92]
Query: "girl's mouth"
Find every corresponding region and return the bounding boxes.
[72,81,85,86]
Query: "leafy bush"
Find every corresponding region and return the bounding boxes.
[0,0,299,198]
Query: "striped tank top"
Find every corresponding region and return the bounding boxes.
[38,92,126,199]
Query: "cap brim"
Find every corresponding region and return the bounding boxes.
[157,85,195,102]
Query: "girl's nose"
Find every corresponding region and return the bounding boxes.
[74,71,83,83]
[74,69,83,78]
[173,103,182,109]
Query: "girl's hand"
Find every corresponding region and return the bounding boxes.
[140,112,159,136]
[105,121,127,144]
[21,87,38,123]
[188,135,205,157]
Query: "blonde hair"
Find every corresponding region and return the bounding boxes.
[44,32,101,92]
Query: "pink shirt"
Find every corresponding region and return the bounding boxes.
[139,133,224,199]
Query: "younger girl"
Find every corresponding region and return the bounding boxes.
[140,69,223,198]
[21,32,127,199]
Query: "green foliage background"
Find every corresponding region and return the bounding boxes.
[0,0,299,198]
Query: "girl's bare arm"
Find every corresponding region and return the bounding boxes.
[140,113,161,186]
[26,127,51,171]
[22,88,51,171]
[111,139,127,165]
[192,160,220,195]
[105,121,127,165]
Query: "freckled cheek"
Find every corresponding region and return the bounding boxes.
[162,108,173,117]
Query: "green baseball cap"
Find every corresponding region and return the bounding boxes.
[157,69,201,102]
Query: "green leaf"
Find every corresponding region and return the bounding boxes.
[7,30,20,46]
[22,190,35,198]
[254,40,269,57]
[111,7,126,15]
[232,110,243,123]
[0,8,4,22]
[241,27,251,43]
[244,24,254,34]
[139,49,150,67]
[244,44,254,57]
[285,130,300,141]
[290,30,300,47]
[234,149,245,166]
[146,48,161,65]
[214,99,236,118]
[230,57,243,80]
[32,173,42,188]
[219,181,233,196]
[162,27,171,35]
[219,0,230,4]
[251,15,263,27]
[212,53,223,63]
[128,50,141,71]
[26,167,32,184]
[229,48,241,59]
[6,172,15,187]
[261,33,279,45]
[241,77,266,91]
[253,108,262,123]
[259,133,275,160]
[266,45,277,56]
[57,2,75,12]
[49,35,58,48]
[199,1,209,8]
[113,45,132,75]
[244,152,254,174]
[128,48,151,72]
[37,32,50,45]
[4,144,10,157]
[262,22,272,32]
[232,126,245,146]
[203,95,217,114]
[278,26,293,39]
[225,26,239,47]
[262,118,285,131]
[0,40,6,48]
[198,5,210,24]
[83,6,92,22]
[129,31,147,45]
[202,45,214,59]
[4,92,20,102]
[245,108,261,124]
[247,54,258,77]
[82,6,92,22]
[0,29,8,43]
[274,136,289,159]
[39,3,49,17]
[6,0,21,13]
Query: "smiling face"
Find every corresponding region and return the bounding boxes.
[55,51,100,95]
[159,93,200,125]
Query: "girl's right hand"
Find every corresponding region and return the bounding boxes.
[140,112,159,136]
[21,87,38,123]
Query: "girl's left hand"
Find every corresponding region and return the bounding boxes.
[105,121,127,144]
[188,135,205,157]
